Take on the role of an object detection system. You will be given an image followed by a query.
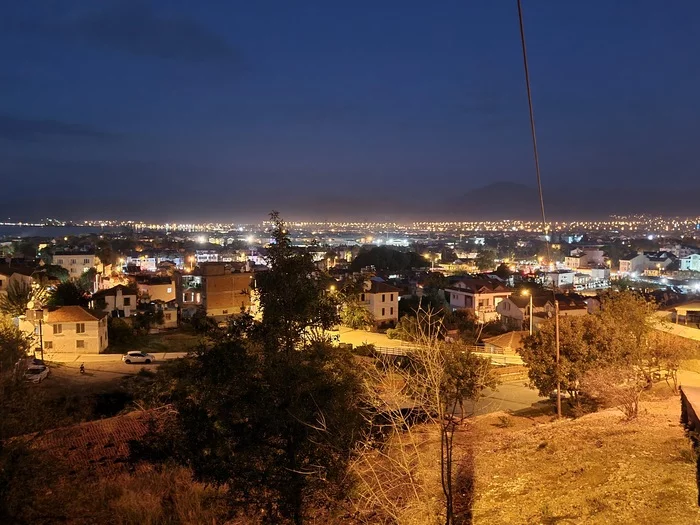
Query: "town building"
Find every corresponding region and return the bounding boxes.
[543,270,576,289]
[35,306,109,354]
[496,294,549,331]
[135,276,176,303]
[446,277,512,323]
[0,264,35,296]
[482,331,529,355]
[91,284,138,317]
[680,254,700,272]
[359,278,400,326]
[52,252,103,278]
[199,263,254,319]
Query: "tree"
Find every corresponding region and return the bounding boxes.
[134,212,365,524]
[254,211,339,351]
[350,246,426,273]
[475,249,496,271]
[48,281,89,307]
[494,262,512,280]
[338,274,375,330]
[519,314,610,403]
[0,315,33,385]
[0,281,47,318]
[353,307,496,524]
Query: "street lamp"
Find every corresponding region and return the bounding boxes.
[521,289,533,335]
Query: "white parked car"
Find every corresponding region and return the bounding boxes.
[122,351,156,364]
[25,365,50,383]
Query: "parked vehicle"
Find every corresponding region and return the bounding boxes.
[121,351,156,364]
[25,365,50,383]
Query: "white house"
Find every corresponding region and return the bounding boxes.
[619,253,647,274]
[91,285,138,317]
[37,306,109,354]
[496,294,549,330]
[0,265,35,296]
[680,254,700,272]
[359,278,400,326]
[446,278,512,323]
[543,270,576,289]
[52,252,102,278]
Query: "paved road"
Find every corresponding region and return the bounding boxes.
[45,351,188,364]
[465,381,547,416]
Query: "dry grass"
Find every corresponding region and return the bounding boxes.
[96,466,228,525]
[470,396,700,524]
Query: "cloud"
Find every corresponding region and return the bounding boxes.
[0,114,115,141]
[66,1,237,63]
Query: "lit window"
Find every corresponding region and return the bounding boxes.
[167,287,172,293]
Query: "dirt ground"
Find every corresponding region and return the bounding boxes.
[470,395,700,524]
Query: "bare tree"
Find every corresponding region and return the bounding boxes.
[351,307,496,524]
[583,365,647,420]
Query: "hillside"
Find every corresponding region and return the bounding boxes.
[471,396,699,524]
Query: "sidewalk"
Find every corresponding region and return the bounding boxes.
[45,352,188,364]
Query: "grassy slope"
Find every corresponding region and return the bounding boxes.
[471,396,700,524]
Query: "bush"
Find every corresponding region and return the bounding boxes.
[352,344,376,358]
[108,317,135,345]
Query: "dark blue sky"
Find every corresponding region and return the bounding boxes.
[2,1,700,222]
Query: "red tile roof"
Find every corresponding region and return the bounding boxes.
[45,306,108,323]
[20,411,157,477]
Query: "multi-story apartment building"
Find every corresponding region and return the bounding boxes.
[52,252,102,278]
[446,277,511,323]
[358,278,400,326]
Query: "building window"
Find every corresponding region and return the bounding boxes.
[223,310,229,314]
[390,307,394,315]
[70,268,76,274]
[76,340,85,349]
[390,294,394,301]
[76,323,85,334]
[70,259,76,264]
[84,258,90,264]
[167,287,172,293]
[382,294,386,302]
[382,308,385,316]
[360,293,365,301]
[45,341,53,349]
[123,298,131,306]
[53,324,62,334]
[0,280,3,287]
[165,313,172,321]
[56,259,63,265]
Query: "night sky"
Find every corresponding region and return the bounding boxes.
[3,1,700,222]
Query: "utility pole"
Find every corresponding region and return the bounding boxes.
[555,299,561,418]
[529,293,533,335]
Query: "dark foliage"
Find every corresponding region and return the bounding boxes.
[350,246,427,273]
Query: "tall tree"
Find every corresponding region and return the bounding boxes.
[48,281,89,307]
[254,211,339,351]
[135,212,365,524]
